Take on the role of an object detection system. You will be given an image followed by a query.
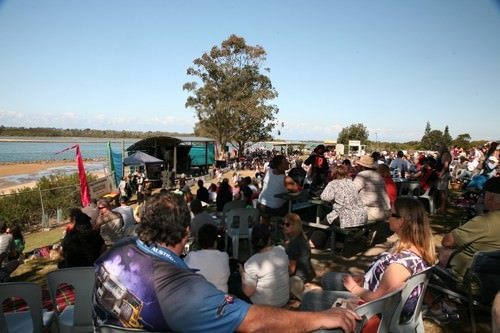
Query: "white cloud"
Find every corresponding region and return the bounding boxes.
[0,110,24,121]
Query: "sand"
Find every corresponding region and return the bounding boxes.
[0,160,79,178]
[0,160,107,194]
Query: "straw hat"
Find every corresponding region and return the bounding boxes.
[357,155,376,169]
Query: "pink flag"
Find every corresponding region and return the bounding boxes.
[55,144,91,207]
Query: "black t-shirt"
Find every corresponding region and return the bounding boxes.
[286,235,316,282]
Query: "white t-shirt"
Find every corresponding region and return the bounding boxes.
[184,249,230,293]
[258,170,286,209]
[243,246,289,307]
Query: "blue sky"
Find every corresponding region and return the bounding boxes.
[0,0,499,143]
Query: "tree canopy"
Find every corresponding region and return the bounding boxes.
[183,35,279,155]
[337,123,369,145]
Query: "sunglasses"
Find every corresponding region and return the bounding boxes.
[98,206,106,210]
[390,212,401,218]
[282,222,291,227]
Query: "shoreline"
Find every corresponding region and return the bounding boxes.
[0,160,108,194]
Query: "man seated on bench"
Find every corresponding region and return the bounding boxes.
[439,176,500,281]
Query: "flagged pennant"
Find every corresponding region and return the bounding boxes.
[55,144,91,207]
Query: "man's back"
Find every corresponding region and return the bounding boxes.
[93,238,249,332]
[96,211,124,247]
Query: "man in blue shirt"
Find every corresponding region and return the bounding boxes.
[93,192,360,332]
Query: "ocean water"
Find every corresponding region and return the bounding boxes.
[0,137,137,188]
[0,137,138,163]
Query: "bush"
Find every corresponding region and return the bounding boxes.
[0,173,97,230]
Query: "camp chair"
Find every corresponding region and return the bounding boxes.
[0,282,55,333]
[224,207,259,260]
[429,250,500,333]
[46,266,95,333]
[389,268,433,333]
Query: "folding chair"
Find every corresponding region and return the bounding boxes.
[429,250,500,333]
[0,282,55,333]
[46,266,96,333]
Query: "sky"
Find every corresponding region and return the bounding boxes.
[0,0,499,143]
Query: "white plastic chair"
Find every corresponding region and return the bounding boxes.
[46,267,95,333]
[389,268,432,333]
[418,187,435,215]
[225,207,259,259]
[97,324,165,332]
[354,287,403,333]
[222,199,247,215]
[0,282,55,333]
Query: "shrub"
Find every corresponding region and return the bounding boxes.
[0,173,97,230]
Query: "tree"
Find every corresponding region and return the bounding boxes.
[183,35,279,156]
[337,123,369,145]
[424,121,431,136]
[443,126,452,148]
[452,133,472,150]
[421,129,444,150]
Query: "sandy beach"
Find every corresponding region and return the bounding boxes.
[0,160,107,194]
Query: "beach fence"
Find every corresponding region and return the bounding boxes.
[0,174,113,230]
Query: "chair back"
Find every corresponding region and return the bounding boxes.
[389,268,432,333]
[469,249,500,304]
[222,200,246,215]
[97,324,164,332]
[226,207,259,236]
[355,287,403,333]
[0,282,48,333]
[46,266,95,333]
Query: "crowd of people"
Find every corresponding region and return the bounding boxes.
[1,140,498,332]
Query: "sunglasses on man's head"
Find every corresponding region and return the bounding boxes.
[98,206,106,210]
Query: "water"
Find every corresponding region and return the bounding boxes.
[0,137,138,163]
[0,137,138,188]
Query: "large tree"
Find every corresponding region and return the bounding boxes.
[452,133,472,150]
[183,35,279,156]
[337,123,369,145]
[421,129,444,150]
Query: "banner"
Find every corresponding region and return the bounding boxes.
[107,142,123,187]
[55,144,91,207]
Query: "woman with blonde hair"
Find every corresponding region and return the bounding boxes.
[302,196,436,319]
[283,213,316,300]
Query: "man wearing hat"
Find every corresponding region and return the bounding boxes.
[353,155,390,221]
[439,176,500,279]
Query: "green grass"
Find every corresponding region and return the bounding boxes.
[24,226,65,253]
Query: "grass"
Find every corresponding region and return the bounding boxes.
[24,226,65,253]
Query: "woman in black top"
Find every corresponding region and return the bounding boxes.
[283,213,316,300]
[59,212,104,268]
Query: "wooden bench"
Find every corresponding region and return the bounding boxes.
[302,219,384,256]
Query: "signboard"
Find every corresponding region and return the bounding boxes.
[89,176,113,199]
[348,140,361,146]
[335,144,345,155]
